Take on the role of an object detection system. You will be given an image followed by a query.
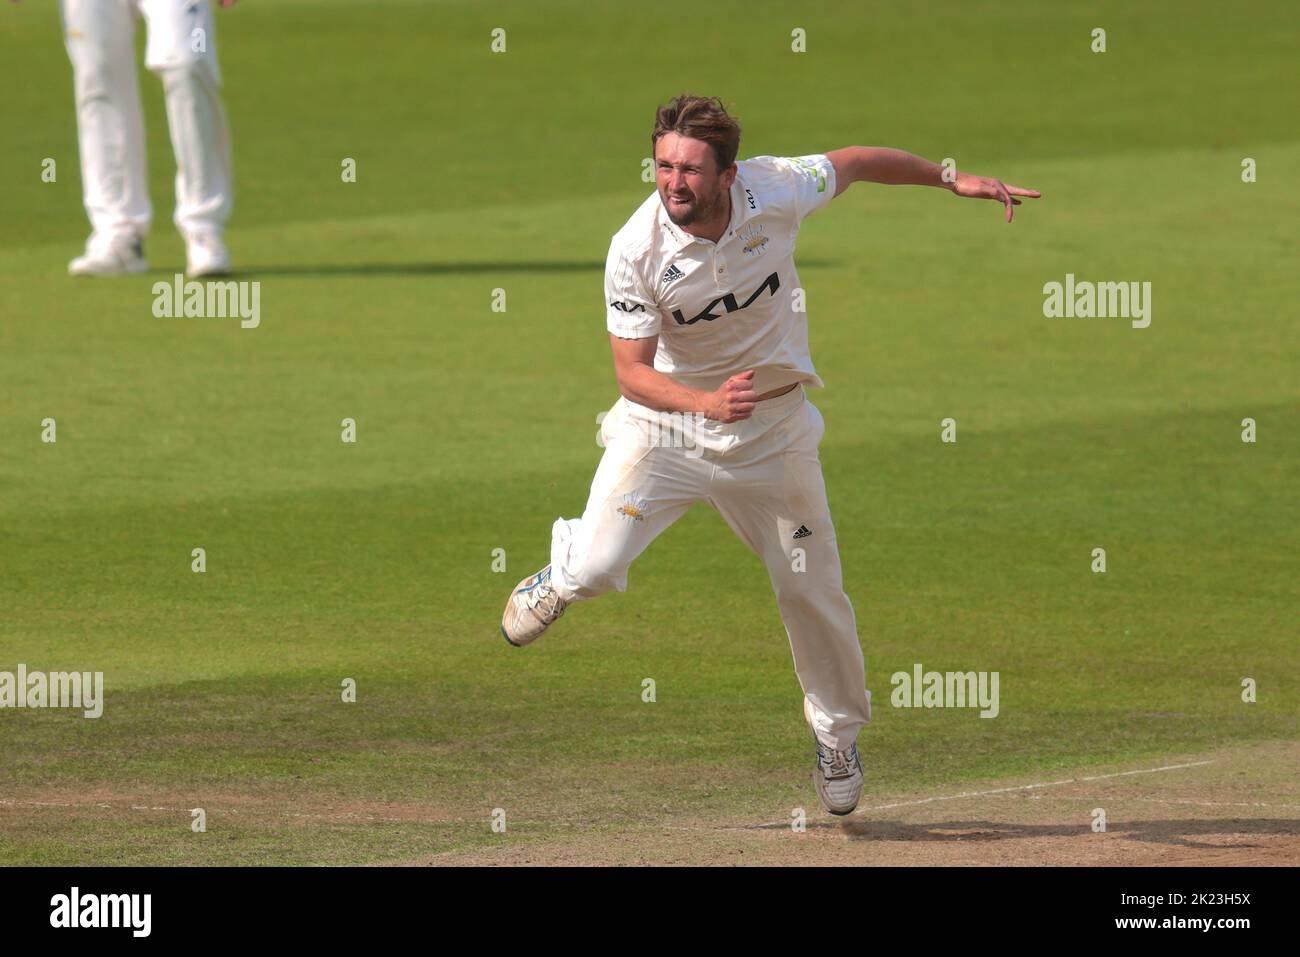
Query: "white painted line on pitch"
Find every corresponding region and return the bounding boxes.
[859,759,1216,812]
[0,797,505,827]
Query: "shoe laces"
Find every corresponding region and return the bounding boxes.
[523,567,566,622]
[817,743,860,780]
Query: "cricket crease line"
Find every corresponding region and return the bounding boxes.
[0,799,426,824]
[859,759,1216,812]
[0,798,588,827]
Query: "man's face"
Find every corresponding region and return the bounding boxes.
[655,132,736,227]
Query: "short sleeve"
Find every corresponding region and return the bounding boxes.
[771,154,836,221]
[604,243,660,339]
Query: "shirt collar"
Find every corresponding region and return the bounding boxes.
[657,165,760,248]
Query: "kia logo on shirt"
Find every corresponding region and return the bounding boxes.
[670,272,780,326]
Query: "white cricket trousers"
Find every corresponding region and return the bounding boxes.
[60,0,233,241]
[550,385,872,750]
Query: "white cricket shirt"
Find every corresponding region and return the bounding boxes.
[604,154,837,402]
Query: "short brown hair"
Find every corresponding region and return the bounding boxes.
[652,94,742,172]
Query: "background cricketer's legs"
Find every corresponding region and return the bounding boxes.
[60,0,232,246]
[61,0,152,243]
[139,0,232,240]
[709,397,871,751]
[549,400,704,603]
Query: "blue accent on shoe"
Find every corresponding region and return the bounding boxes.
[501,624,521,648]
[516,567,551,595]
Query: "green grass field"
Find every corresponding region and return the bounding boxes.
[1,0,1296,865]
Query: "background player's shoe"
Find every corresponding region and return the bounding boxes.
[813,740,863,815]
[68,232,147,276]
[186,231,231,278]
[500,564,567,647]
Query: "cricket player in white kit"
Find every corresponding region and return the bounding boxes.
[502,95,1039,815]
[52,0,235,277]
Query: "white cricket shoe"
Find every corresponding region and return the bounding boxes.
[68,233,147,276]
[500,564,567,647]
[813,740,863,816]
[186,231,231,278]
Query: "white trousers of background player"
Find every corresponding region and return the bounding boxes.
[549,387,872,751]
[60,0,232,242]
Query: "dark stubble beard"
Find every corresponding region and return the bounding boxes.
[663,183,726,227]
